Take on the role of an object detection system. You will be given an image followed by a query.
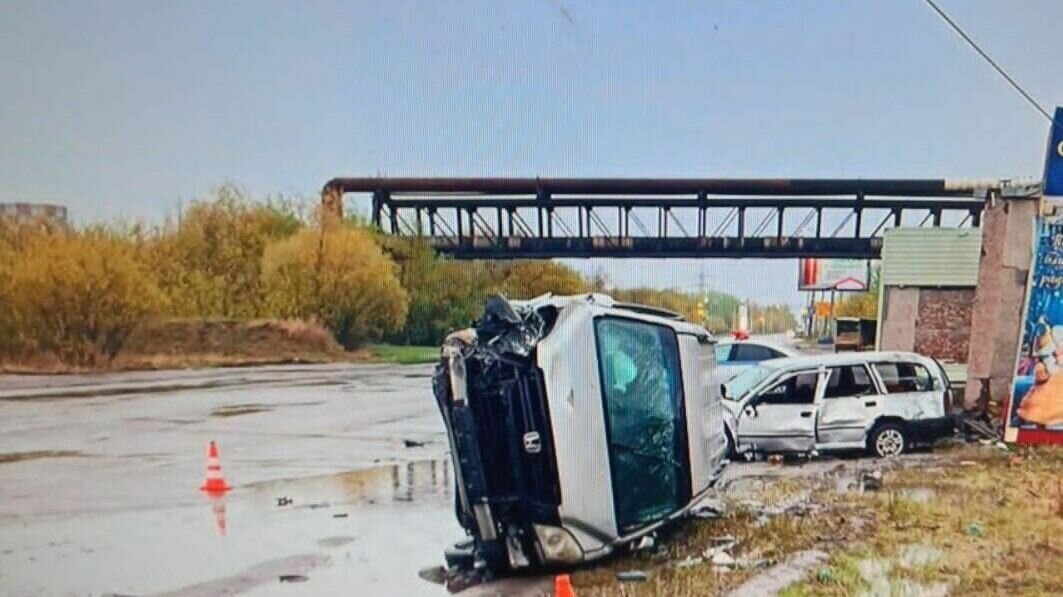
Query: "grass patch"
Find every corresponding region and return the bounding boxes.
[368,344,439,365]
[0,450,82,464]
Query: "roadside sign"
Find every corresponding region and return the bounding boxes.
[798,258,869,292]
[1044,107,1063,197]
[1006,106,1063,445]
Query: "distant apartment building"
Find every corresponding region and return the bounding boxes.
[0,202,68,225]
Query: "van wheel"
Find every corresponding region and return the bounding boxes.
[869,423,907,458]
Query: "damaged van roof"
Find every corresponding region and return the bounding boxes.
[513,293,714,340]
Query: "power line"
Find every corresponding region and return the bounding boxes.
[921,0,1055,124]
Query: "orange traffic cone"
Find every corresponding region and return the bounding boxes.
[555,574,575,597]
[199,441,232,493]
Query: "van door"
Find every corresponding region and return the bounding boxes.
[737,370,820,453]
[816,364,880,447]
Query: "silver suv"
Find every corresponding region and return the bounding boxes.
[721,352,953,458]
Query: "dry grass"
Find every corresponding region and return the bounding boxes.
[785,444,1063,596]
[0,317,367,373]
[567,444,1063,596]
[571,475,874,596]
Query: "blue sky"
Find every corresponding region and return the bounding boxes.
[2,0,1062,309]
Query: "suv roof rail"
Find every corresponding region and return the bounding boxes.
[613,302,684,320]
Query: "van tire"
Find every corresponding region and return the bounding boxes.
[868,423,907,458]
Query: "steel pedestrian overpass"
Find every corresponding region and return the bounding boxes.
[321,177,1030,259]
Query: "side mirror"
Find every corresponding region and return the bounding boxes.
[719,384,728,399]
[743,405,757,418]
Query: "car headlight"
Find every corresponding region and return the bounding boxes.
[533,524,584,564]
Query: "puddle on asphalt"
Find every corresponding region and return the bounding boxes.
[210,403,272,417]
[0,450,82,464]
[249,458,453,509]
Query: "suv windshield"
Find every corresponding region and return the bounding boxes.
[723,363,777,400]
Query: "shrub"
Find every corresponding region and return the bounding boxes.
[3,227,166,366]
[262,223,408,347]
[496,261,588,298]
[145,185,301,318]
[383,238,494,345]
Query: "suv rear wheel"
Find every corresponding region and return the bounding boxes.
[869,423,907,458]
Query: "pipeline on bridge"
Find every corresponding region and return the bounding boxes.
[321,177,1036,259]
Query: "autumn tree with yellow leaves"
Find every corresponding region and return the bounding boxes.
[262,221,408,348]
[0,225,165,366]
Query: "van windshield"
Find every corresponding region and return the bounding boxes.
[595,317,689,531]
[724,363,777,401]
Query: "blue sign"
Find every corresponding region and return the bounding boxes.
[1044,106,1063,197]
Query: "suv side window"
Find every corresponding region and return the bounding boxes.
[758,372,818,405]
[874,362,934,393]
[823,365,876,398]
[733,344,776,362]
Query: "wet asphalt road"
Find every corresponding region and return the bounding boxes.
[0,363,476,597]
[0,346,824,597]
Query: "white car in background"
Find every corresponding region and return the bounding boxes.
[720,351,954,458]
[714,340,799,382]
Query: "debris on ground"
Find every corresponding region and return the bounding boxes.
[276,496,293,507]
[616,570,649,582]
[690,498,725,519]
[633,534,655,551]
[674,556,704,569]
[860,469,884,492]
[332,513,348,518]
[277,574,309,583]
[402,439,426,448]
[416,566,448,585]
[964,521,985,537]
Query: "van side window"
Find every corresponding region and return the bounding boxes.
[823,365,876,398]
[758,372,818,405]
[874,362,934,393]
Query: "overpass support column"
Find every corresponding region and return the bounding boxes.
[963,190,1039,418]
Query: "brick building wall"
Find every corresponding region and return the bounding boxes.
[912,288,976,363]
[880,286,975,364]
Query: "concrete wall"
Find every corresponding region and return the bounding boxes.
[963,196,1039,415]
[879,287,974,364]
[879,287,919,352]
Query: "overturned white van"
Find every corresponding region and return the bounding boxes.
[433,294,728,572]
